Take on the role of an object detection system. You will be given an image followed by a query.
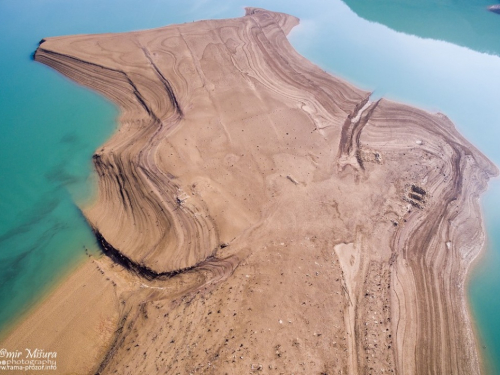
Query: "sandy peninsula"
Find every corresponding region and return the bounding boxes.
[2,7,498,374]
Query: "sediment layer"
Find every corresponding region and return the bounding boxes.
[29,8,498,374]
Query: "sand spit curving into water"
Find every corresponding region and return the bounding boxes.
[5,8,497,374]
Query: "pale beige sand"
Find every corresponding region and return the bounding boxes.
[5,7,498,374]
[0,257,120,374]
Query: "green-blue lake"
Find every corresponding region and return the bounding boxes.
[0,0,499,372]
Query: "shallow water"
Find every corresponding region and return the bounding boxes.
[0,0,499,372]
[0,3,117,335]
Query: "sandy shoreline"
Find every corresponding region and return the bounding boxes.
[466,212,498,375]
[0,254,84,343]
[3,7,498,374]
[0,255,120,374]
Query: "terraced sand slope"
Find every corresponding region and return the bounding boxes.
[32,7,498,374]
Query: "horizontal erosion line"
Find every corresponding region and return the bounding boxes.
[92,227,215,280]
[34,47,161,119]
[34,46,126,78]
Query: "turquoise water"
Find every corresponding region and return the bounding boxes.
[344,0,500,57]
[1,0,499,372]
[470,179,500,374]
[0,1,119,335]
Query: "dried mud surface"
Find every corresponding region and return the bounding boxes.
[10,7,498,375]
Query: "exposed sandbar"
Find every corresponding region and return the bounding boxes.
[5,7,498,374]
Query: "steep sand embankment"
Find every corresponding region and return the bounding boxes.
[3,8,497,374]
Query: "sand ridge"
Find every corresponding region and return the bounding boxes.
[6,7,497,374]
